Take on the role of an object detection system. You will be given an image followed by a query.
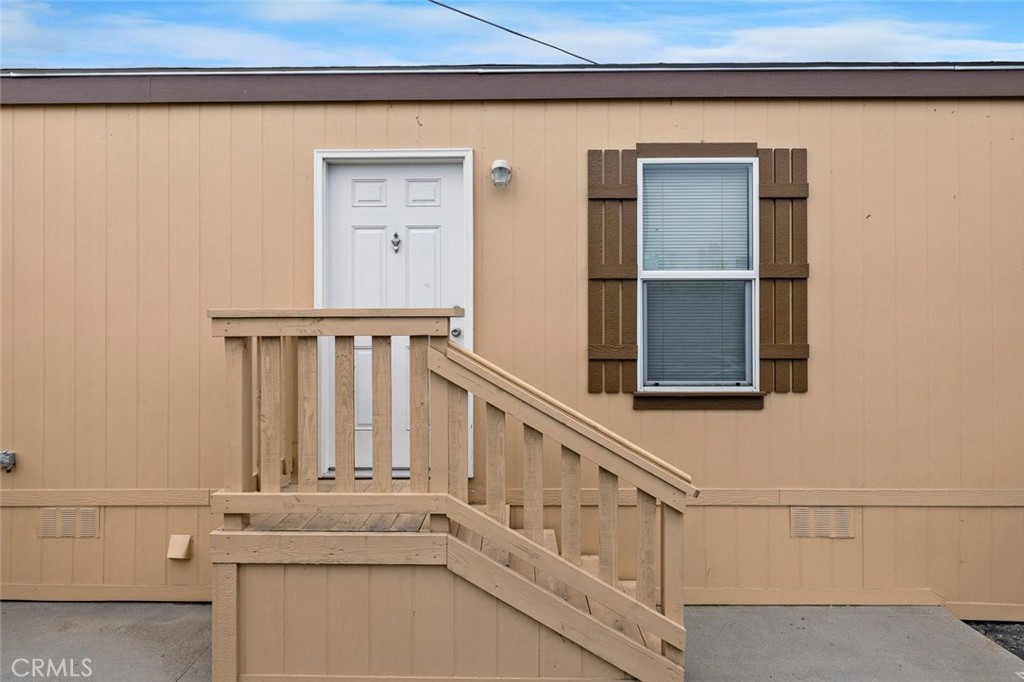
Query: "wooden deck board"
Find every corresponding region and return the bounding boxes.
[233,479,428,532]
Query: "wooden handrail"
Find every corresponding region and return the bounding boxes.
[438,343,699,499]
[209,307,464,318]
[208,308,462,338]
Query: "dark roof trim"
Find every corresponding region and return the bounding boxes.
[3,64,1022,104]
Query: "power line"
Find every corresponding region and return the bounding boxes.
[427,0,598,65]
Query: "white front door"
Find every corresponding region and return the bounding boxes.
[316,152,472,478]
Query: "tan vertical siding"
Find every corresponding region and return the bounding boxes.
[237,564,627,679]
[0,98,1021,615]
[71,106,108,585]
[10,106,46,587]
[166,105,202,589]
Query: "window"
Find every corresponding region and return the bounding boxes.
[637,159,759,391]
[586,143,808,406]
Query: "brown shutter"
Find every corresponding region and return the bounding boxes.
[587,150,637,393]
[587,144,809,398]
[758,148,810,393]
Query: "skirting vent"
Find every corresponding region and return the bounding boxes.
[790,506,854,539]
[38,507,100,538]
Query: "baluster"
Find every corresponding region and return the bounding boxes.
[334,336,355,492]
[251,337,261,490]
[485,404,506,522]
[296,336,318,492]
[636,490,657,610]
[224,336,253,530]
[371,335,392,492]
[523,425,544,544]
[427,337,449,532]
[661,505,685,664]
[560,446,581,565]
[409,336,429,492]
[281,338,297,485]
[258,337,282,493]
[448,383,469,501]
[598,467,618,585]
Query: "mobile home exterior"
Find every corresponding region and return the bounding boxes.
[1,64,1022,681]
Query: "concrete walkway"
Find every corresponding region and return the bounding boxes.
[1,602,210,682]
[686,606,1024,682]
[1,602,1021,681]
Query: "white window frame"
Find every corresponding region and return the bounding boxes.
[636,157,760,393]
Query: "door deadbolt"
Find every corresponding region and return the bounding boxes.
[451,328,462,338]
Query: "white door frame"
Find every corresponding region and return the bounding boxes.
[313,149,475,478]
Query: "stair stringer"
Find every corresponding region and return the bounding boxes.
[447,538,684,682]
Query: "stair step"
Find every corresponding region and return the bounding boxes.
[577,555,648,649]
[581,554,600,576]
[454,522,485,551]
[536,529,567,598]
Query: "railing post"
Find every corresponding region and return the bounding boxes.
[334,336,355,492]
[371,336,393,492]
[485,404,506,521]
[448,383,469,501]
[598,467,619,585]
[661,505,685,664]
[259,336,282,493]
[224,336,254,531]
[560,447,581,565]
[296,336,318,492]
[409,336,430,492]
[636,490,657,611]
[428,336,450,532]
[523,425,544,544]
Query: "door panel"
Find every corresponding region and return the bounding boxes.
[320,158,470,478]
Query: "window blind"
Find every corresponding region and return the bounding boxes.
[642,164,751,271]
[645,280,749,385]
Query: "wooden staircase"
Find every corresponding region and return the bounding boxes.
[458,517,666,654]
[209,309,699,682]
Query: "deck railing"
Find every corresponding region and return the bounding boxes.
[209,308,698,682]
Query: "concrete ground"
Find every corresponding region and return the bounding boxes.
[1,602,1021,681]
[0,602,210,682]
[685,606,1024,682]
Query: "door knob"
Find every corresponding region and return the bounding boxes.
[450,328,462,338]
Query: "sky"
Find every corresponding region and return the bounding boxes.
[2,0,1023,69]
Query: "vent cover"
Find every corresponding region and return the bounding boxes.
[39,507,100,538]
[790,507,854,539]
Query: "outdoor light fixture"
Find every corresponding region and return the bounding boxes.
[490,159,512,187]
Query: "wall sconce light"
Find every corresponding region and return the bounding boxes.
[490,159,512,187]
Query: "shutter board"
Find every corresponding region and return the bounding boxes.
[588,149,638,394]
[759,147,810,393]
[603,191,622,393]
[620,175,638,394]
[773,149,793,393]
[587,155,606,393]
[758,149,777,392]
[790,149,810,392]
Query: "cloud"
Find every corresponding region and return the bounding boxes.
[659,19,1024,62]
[0,1,61,55]
[2,1,1022,68]
[1,0,399,67]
